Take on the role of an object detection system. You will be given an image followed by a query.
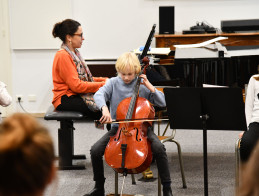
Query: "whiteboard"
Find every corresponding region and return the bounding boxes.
[9,0,72,49]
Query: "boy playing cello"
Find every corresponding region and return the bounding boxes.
[84,52,173,196]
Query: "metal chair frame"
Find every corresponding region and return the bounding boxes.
[235,138,241,189]
[156,110,187,196]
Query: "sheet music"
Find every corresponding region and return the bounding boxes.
[174,37,228,49]
[134,47,171,55]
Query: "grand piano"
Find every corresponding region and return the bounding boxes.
[86,32,259,89]
[153,32,259,88]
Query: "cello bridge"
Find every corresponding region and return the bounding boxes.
[122,130,132,137]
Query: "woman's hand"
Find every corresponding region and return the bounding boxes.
[104,78,109,83]
[100,106,112,124]
[139,74,155,93]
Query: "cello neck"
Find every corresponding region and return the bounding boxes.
[126,24,156,120]
[125,75,142,120]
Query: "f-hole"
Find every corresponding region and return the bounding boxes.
[114,128,123,141]
[134,127,141,141]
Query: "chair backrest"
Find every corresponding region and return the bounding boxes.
[154,86,176,136]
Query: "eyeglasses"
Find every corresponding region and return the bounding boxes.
[73,33,83,38]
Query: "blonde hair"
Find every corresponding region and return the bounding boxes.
[115,52,141,74]
[0,113,55,196]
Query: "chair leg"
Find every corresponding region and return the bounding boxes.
[162,122,171,137]
[58,120,85,170]
[172,139,187,188]
[115,171,118,196]
[131,174,136,184]
[158,174,162,196]
[235,138,241,189]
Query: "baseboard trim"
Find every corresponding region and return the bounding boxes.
[31,113,45,118]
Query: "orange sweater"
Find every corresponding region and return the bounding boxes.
[52,49,106,108]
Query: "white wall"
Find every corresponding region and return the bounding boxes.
[9,0,71,49]
[74,0,259,59]
[8,0,259,114]
[0,0,12,116]
[11,50,56,113]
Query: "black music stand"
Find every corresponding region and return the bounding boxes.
[164,87,247,196]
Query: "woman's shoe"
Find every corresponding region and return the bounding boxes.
[83,180,105,196]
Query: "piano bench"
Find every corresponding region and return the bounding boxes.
[44,105,88,170]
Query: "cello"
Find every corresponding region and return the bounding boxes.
[104,25,157,177]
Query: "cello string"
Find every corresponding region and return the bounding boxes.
[120,175,126,196]
[113,118,169,124]
[123,74,141,135]
[115,115,169,121]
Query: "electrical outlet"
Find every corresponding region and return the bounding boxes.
[28,95,36,102]
[16,95,23,102]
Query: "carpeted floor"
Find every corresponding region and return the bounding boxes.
[40,119,241,196]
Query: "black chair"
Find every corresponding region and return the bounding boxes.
[44,105,88,170]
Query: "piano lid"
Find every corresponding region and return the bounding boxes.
[226,45,259,57]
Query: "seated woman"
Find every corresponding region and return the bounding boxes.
[52,19,107,119]
[0,81,12,122]
[0,113,56,196]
